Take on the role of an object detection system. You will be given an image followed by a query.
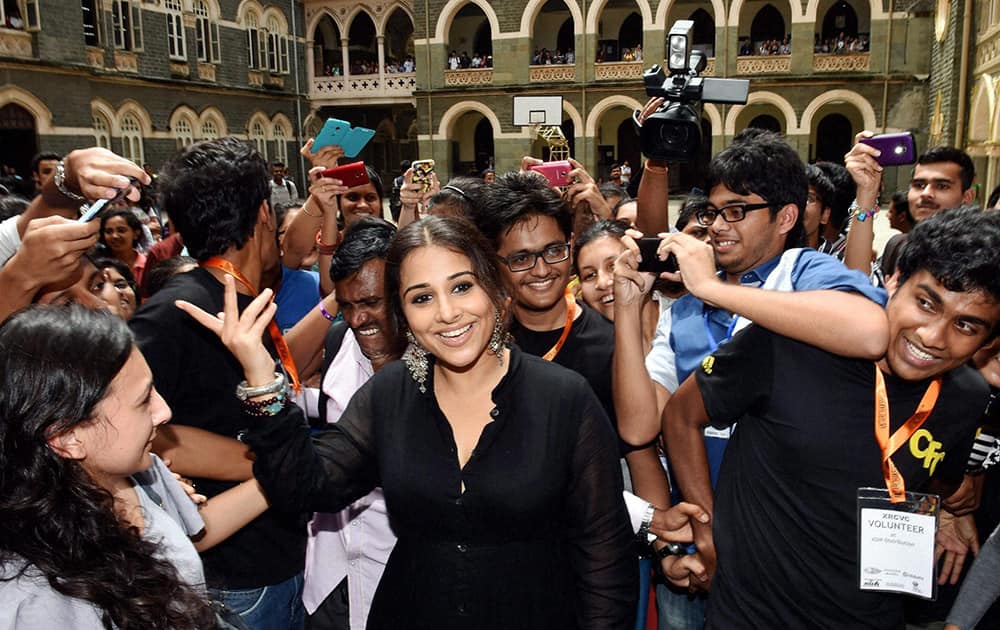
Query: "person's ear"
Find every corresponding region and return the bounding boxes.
[47,428,87,461]
[776,203,799,235]
[962,187,976,206]
[258,199,275,231]
[820,206,832,227]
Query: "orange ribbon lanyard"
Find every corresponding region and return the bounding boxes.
[202,257,301,394]
[542,290,577,362]
[873,366,941,503]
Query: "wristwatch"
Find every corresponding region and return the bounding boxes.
[637,503,657,544]
[655,542,690,559]
[235,372,285,401]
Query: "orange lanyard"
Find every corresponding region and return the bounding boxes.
[542,290,577,362]
[874,367,941,503]
[202,257,301,394]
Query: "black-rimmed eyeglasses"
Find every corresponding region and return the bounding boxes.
[696,202,773,227]
[500,243,571,272]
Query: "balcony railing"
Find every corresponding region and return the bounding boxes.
[312,72,417,98]
[736,55,790,75]
[529,64,576,82]
[444,68,492,86]
[812,52,870,72]
[0,28,31,59]
[594,61,643,81]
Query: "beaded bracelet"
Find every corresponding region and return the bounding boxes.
[54,160,87,203]
[850,199,880,222]
[243,392,287,417]
[316,231,343,256]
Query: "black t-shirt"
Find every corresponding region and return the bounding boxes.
[245,347,637,629]
[129,267,306,590]
[694,324,986,629]
[509,301,616,427]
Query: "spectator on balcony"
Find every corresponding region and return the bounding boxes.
[403,56,415,72]
[836,32,847,53]
[460,52,471,69]
[565,48,575,64]
[634,44,643,61]
[486,54,493,67]
[447,51,459,70]
[779,37,791,55]
[532,49,541,64]
[471,52,483,68]
[7,8,23,29]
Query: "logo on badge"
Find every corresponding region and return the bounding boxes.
[702,355,715,375]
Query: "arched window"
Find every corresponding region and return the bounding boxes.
[266,15,289,73]
[194,1,221,62]
[111,0,143,51]
[245,10,265,68]
[92,114,110,149]
[165,0,186,59]
[120,113,144,164]
[273,121,289,164]
[201,118,219,140]
[175,116,194,148]
[250,119,268,158]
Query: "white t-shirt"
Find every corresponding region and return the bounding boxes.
[0,215,21,267]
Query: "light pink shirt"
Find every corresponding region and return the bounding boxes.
[304,330,396,628]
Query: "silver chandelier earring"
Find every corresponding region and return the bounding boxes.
[487,309,510,365]
[403,331,429,393]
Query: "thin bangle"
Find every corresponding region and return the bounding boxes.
[319,302,336,322]
[301,203,322,218]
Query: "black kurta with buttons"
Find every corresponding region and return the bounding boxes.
[246,346,637,629]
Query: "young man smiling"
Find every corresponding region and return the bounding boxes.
[663,207,1000,628]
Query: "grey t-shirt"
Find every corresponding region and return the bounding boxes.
[0,456,206,626]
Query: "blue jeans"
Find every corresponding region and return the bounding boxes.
[655,581,706,630]
[211,572,305,630]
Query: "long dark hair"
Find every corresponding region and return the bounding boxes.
[385,215,509,337]
[0,305,216,629]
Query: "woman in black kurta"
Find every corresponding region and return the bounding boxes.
[196,216,636,629]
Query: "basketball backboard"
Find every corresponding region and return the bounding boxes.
[513,96,563,127]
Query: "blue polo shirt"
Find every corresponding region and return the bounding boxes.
[645,248,887,489]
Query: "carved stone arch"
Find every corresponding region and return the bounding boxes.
[91,99,117,136]
[968,75,994,143]
[115,100,154,136]
[724,91,799,135]
[271,111,293,135]
[0,85,53,134]
[262,7,289,31]
[799,89,877,133]
[343,6,376,36]
[703,103,723,136]
[521,0,584,38]
[437,100,502,138]
[728,0,802,27]
[378,3,415,37]
[434,0,502,43]
[803,0,886,23]
[199,106,228,137]
[584,94,644,137]
[247,111,272,138]
[654,0,725,31]
[169,105,200,135]
[306,7,345,40]
[236,0,264,23]
[585,0,653,36]
[562,100,584,135]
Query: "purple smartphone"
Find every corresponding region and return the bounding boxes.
[859,132,916,166]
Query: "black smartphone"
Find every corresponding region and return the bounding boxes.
[636,237,679,273]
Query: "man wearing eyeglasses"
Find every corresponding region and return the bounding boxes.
[472,170,619,429]
[613,130,890,629]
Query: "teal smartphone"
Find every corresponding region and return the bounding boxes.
[341,126,375,158]
[312,118,350,152]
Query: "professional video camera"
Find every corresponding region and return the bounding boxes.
[640,20,751,162]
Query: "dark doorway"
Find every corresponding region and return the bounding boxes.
[616,116,641,179]
[474,117,495,174]
[618,12,642,49]
[750,4,785,44]
[0,103,37,184]
[814,113,853,164]
[822,1,859,40]
[473,21,493,57]
[748,114,782,133]
[557,18,574,53]
[689,8,715,57]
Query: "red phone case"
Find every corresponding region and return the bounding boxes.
[529,161,572,187]
[321,162,369,187]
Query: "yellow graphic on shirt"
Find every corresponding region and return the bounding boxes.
[701,355,715,375]
[909,428,945,475]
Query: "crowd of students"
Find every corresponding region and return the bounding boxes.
[0,109,999,630]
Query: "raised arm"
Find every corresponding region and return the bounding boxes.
[843,131,882,274]
[633,98,670,236]
[153,424,253,481]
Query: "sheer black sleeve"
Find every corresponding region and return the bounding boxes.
[565,382,638,629]
[245,377,380,514]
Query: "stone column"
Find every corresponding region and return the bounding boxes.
[341,37,350,78]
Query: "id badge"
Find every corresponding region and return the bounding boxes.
[856,487,939,599]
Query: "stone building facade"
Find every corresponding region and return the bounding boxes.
[0,0,309,184]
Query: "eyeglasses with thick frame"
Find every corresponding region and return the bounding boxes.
[695,202,774,227]
[500,242,571,272]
